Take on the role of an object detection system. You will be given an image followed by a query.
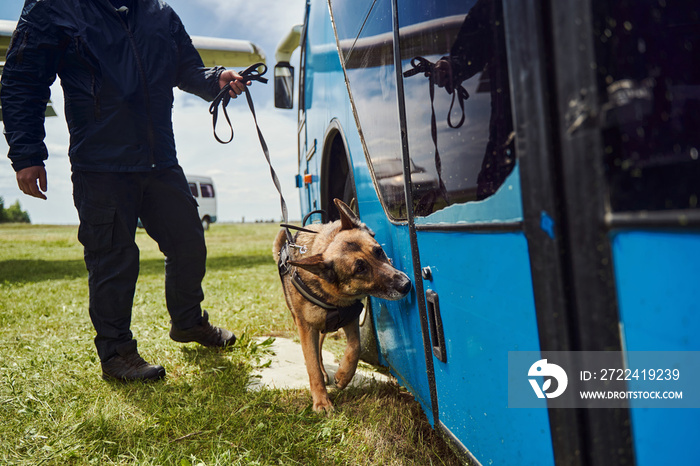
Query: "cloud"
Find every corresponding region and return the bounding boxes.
[192,0,305,35]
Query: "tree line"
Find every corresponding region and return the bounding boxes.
[0,197,31,223]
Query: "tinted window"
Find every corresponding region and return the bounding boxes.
[399,0,516,217]
[330,0,516,220]
[331,0,406,219]
[189,182,199,197]
[593,1,700,212]
[329,0,376,45]
[200,183,215,198]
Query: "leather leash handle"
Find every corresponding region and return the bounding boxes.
[209,62,268,144]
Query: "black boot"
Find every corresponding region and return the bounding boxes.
[101,340,166,382]
[170,310,236,347]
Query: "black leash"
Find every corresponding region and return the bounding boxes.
[280,223,318,235]
[209,62,294,242]
[209,62,268,143]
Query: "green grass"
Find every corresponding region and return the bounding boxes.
[0,223,462,465]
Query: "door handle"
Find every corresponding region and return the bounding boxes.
[426,290,447,363]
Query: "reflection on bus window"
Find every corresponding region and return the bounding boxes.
[593,1,700,212]
[400,0,515,217]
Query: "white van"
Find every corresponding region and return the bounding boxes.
[186,175,217,230]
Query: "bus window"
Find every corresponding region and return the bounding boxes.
[593,1,700,212]
[189,182,199,197]
[399,0,515,217]
[329,0,376,47]
[200,183,215,198]
[330,0,406,219]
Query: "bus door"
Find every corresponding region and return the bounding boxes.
[394,1,555,464]
[545,1,700,464]
[508,1,699,464]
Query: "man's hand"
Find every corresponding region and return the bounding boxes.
[16,166,48,200]
[218,69,250,98]
[434,59,454,94]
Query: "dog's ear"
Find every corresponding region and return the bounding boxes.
[335,198,359,231]
[290,254,337,283]
[334,198,375,236]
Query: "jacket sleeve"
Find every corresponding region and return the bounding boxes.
[170,12,224,102]
[1,1,64,172]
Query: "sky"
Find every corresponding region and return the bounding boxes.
[0,0,306,224]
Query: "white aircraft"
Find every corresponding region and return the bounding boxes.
[0,19,266,121]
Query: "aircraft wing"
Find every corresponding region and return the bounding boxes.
[191,35,265,68]
[0,19,266,121]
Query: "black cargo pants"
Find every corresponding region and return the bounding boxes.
[72,165,206,362]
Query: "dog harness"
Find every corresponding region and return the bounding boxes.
[277,229,364,334]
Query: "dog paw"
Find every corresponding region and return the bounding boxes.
[313,398,334,413]
[334,370,353,390]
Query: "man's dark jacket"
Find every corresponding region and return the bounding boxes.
[1,0,223,172]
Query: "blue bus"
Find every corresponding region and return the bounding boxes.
[274,1,700,464]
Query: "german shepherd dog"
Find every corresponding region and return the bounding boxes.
[273,199,412,412]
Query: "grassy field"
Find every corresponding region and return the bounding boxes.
[0,223,462,465]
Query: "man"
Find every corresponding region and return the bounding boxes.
[1,0,248,382]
